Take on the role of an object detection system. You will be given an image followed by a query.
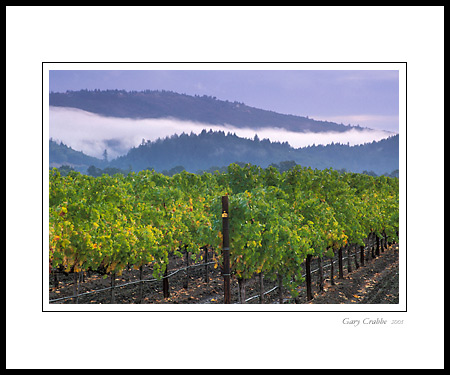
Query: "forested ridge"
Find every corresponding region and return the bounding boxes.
[49,89,398,175]
[49,89,365,133]
[50,131,399,176]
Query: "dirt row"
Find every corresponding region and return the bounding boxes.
[306,243,399,304]
[49,243,399,305]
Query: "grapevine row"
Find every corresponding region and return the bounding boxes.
[49,163,399,300]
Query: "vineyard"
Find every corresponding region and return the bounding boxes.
[49,163,399,304]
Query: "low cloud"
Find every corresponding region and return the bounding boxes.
[224,126,393,149]
[49,106,394,160]
[309,114,399,133]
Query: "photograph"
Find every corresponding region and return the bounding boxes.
[46,66,401,308]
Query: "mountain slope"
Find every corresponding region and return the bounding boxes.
[50,132,398,175]
[49,89,365,133]
[109,131,399,175]
[49,140,106,172]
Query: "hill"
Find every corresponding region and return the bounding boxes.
[49,139,106,172]
[110,130,399,175]
[50,132,399,176]
[49,89,366,133]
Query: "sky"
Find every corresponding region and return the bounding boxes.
[49,69,399,133]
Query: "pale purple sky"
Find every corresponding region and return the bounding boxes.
[49,69,399,133]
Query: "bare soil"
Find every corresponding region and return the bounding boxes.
[49,243,399,305]
[305,243,399,305]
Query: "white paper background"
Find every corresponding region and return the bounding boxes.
[6,6,444,369]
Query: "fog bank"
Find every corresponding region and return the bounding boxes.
[49,106,394,160]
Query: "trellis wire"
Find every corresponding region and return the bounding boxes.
[49,238,385,304]
[243,241,380,303]
[49,260,216,303]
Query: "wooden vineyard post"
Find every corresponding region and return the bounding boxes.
[330,255,335,285]
[347,245,352,273]
[222,195,231,304]
[360,244,365,267]
[338,247,344,279]
[183,245,190,290]
[237,278,246,304]
[318,256,324,292]
[73,272,78,304]
[354,244,359,269]
[163,258,170,299]
[138,265,143,304]
[204,246,209,284]
[111,272,116,303]
[371,233,376,259]
[277,273,283,304]
[259,273,264,304]
[305,254,312,301]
